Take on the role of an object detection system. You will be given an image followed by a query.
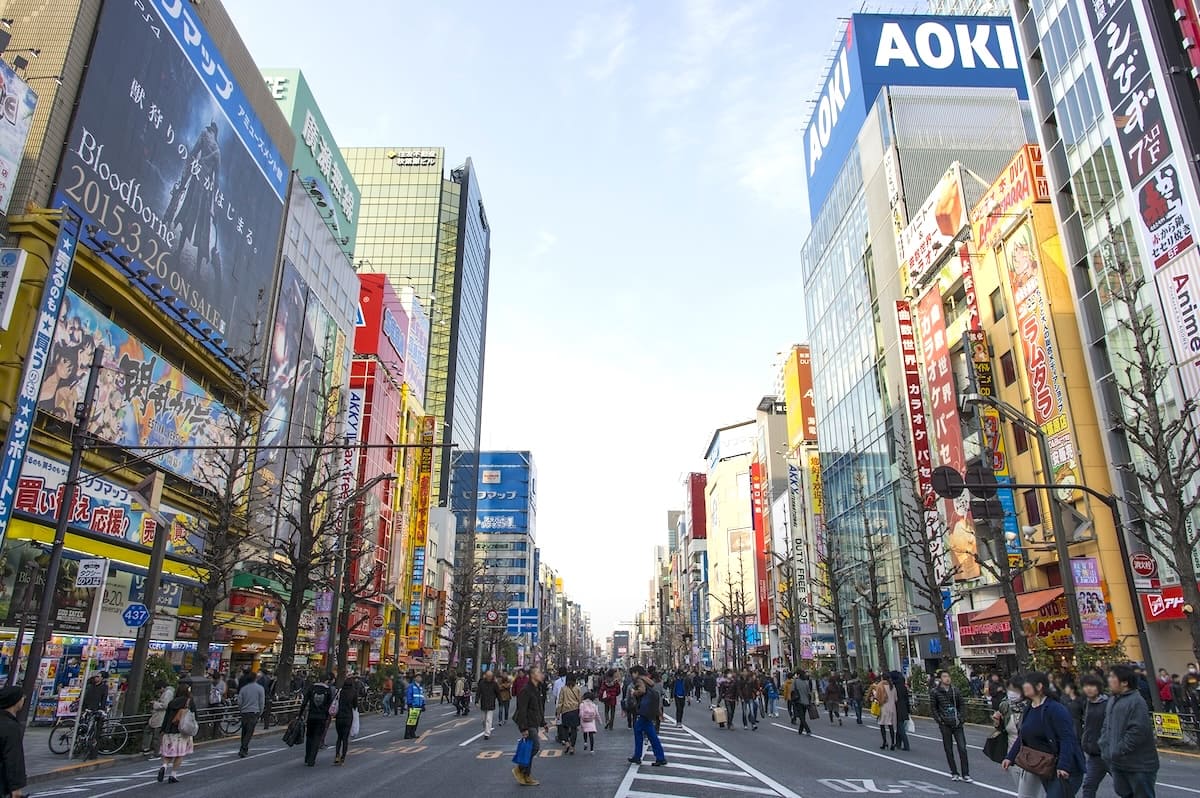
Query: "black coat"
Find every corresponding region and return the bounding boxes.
[476,678,501,711]
[0,710,26,794]
[514,681,545,732]
[930,685,964,728]
[335,685,358,723]
[303,683,334,722]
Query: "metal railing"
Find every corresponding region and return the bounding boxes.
[105,697,304,753]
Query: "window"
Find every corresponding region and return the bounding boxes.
[990,288,1005,322]
[1014,425,1030,454]
[1000,351,1018,386]
[1023,490,1042,525]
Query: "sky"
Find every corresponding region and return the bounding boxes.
[225,0,870,641]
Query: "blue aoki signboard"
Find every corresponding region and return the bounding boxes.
[804,14,1028,221]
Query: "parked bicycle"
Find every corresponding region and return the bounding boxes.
[48,709,130,757]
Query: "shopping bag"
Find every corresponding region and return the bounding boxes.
[808,704,820,721]
[178,709,199,737]
[513,737,535,767]
[350,708,361,737]
[869,700,881,718]
[282,716,305,747]
[983,730,1009,764]
[904,718,915,734]
[712,705,728,726]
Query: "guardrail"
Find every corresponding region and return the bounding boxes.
[109,697,304,752]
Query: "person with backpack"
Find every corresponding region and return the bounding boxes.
[931,669,971,782]
[300,673,334,767]
[404,673,426,739]
[763,673,779,718]
[793,670,815,737]
[671,670,689,727]
[626,666,667,766]
[579,691,601,752]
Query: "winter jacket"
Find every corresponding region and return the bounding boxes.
[791,678,814,706]
[930,684,965,728]
[718,678,737,703]
[237,680,265,715]
[514,680,546,732]
[1080,695,1107,757]
[1099,689,1159,772]
[405,682,426,709]
[303,682,334,721]
[1006,697,1085,776]
[476,677,501,711]
[149,685,175,728]
[892,679,912,723]
[824,680,846,704]
[335,684,359,723]
[845,677,864,702]
[599,680,621,707]
[0,709,26,795]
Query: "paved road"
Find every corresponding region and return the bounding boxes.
[26,702,1200,797]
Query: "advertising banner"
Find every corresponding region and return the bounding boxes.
[1071,557,1113,645]
[896,300,950,584]
[970,145,1048,251]
[1153,247,1200,372]
[0,248,26,328]
[14,449,202,557]
[312,591,333,654]
[749,461,770,625]
[0,542,97,633]
[53,0,286,355]
[96,569,179,640]
[0,58,37,215]
[916,288,979,581]
[0,216,79,547]
[402,290,429,408]
[899,165,968,289]
[42,290,234,486]
[1003,221,1077,484]
[1139,164,1195,267]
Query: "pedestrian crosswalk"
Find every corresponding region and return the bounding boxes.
[614,720,802,798]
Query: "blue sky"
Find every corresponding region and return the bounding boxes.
[226,0,866,639]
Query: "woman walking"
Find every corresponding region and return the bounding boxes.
[332,676,359,765]
[579,691,600,752]
[157,683,196,784]
[142,679,174,754]
[891,671,911,751]
[1003,671,1085,798]
[874,674,898,750]
[825,673,846,725]
[498,671,513,727]
[556,673,582,755]
[995,676,1043,798]
[599,670,620,730]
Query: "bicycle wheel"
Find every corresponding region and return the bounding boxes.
[96,722,129,755]
[220,713,241,736]
[48,722,75,754]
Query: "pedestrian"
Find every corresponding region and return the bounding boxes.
[579,692,600,753]
[599,670,620,730]
[1099,664,1158,798]
[332,676,358,766]
[1078,673,1109,798]
[705,671,717,704]
[737,668,760,730]
[157,682,196,784]
[994,676,1042,798]
[498,671,513,726]
[718,669,737,731]
[0,686,28,798]
[455,672,469,716]
[875,674,898,750]
[825,673,845,725]
[258,669,276,730]
[931,669,971,782]
[764,674,779,718]
[404,673,426,739]
[892,671,911,752]
[671,670,689,727]
[513,666,549,786]
[793,670,815,737]
[1004,671,1085,798]
[300,673,334,766]
[390,672,406,719]
[477,669,500,740]
[557,672,582,755]
[237,670,265,758]
[846,672,865,725]
[626,666,667,766]
[142,679,174,755]
[382,674,394,716]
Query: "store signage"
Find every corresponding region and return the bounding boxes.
[75,559,107,588]
[750,461,771,626]
[381,308,406,359]
[970,145,1047,251]
[1130,552,1157,578]
[1153,248,1200,369]
[1140,585,1198,621]
[0,248,27,329]
[0,58,38,215]
[899,165,967,288]
[1139,164,1195,267]
[122,603,150,628]
[389,149,438,166]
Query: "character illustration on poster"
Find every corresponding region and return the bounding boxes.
[168,121,223,279]
[946,494,982,581]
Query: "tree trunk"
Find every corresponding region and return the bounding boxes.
[871,615,889,672]
[192,590,220,676]
[274,599,304,699]
[990,526,1030,666]
[1174,538,1200,662]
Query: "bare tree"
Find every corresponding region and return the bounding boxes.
[851,468,893,671]
[811,523,851,672]
[970,504,1033,668]
[1107,256,1200,661]
[332,497,389,683]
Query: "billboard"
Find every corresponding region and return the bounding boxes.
[53,0,286,355]
[686,472,707,540]
[355,274,407,373]
[400,287,429,408]
[783,345,817,448]
[43,291,233,486]
[970,146,1048,251]
[804,14,1027,220]
[0,542,97,633]
[0,59,38,215]
[262,69,358,253]
[749,461,771,625]
[899,164,968,289]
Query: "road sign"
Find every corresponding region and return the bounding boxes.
[1130,552,1157,578]
[485,609,500,624]
[122,603,150,628]
[931,466,965,499]
[75,559,107,588]
[372,615,385,629]
[964,461,998,499]
[506,607,539,638]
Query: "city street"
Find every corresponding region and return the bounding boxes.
[25,704,1200,797]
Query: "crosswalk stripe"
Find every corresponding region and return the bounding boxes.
[632,772,778,795]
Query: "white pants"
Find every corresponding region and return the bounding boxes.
[482,708,495,737]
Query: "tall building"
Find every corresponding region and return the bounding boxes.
[800,12,1032,668]
[343,149,492,511]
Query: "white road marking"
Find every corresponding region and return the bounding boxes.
[661,760,754,776]
[84,746,290,797]
[458,731,485,747]
[658,741,716,752]
[684,725,804,798]
[771,723,1016,796]
[1160,784,1200,795]
[631,772,778,795]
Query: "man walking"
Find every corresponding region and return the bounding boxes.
[626,666,667,766]
[300,674,333,767]
[1099,664,1158,797]
[793,671,814,737]
[237,671,265,758]
[477,669,501,740]
[0,687,28,798]
[513,666,549,786]
[931,670,971,782]
[737,668,759,730]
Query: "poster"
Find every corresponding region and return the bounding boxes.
[0,58,38,215]
[1071,556,1112,645]
[0,542,96,633]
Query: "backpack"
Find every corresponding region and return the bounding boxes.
[311,685,328,709]
[638,686,661,720]
[622,685,638,714]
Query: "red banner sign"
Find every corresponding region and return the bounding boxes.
[750,460,770,626]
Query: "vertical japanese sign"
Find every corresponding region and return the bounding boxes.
[408,415,435,649]
[797,346,818,443]
[788,463,814,660]
[749,461,770,626]
[1071,556,1114,645]
[916,289,979,581]
[0,214,79,547]
[0,58,37,215]
[809,453,827,604]
[896,300,950,584]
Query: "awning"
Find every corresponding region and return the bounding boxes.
[10,518,202,581]
[969,588,1064,622]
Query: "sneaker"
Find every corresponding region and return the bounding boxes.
[627,757,639,764]
[524,778,540,786]
[951,775,962,782]
[168,777,179,784]
[752,725,758,731]
[512,766,527,785]
[963,777,974,783]
[652,760,668,766]
[484,735,490,741]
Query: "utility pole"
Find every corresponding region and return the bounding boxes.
[18,347,103,723]
[123,470,166,719]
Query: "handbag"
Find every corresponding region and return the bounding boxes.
[512,737,535,767]
[328,695,340,717]
[712,705,728,725]
[870,700,881,718]
[983,730,1009,764]
[282,716,305,747]
[1015,744,1056,778]
[178,709,199,738]
[903,718,915,734]
[808,704,820,720]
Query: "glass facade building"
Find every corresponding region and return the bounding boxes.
[343,149,491,508]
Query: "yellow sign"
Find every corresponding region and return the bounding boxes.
[1154,713,1184,740]
[808,453,823,517]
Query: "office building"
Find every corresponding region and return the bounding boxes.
[344,148,492,513]
[451,451,536,606]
